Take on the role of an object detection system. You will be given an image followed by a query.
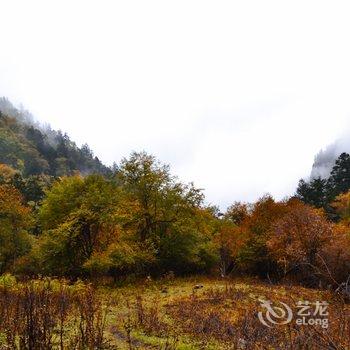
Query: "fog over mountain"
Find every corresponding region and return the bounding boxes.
[311,136,350,179]
[0,97,110,177]
[2,1,350,207]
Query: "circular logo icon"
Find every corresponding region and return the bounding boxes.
[258,300,293,327]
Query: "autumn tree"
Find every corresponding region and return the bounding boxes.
[37,175,122,276]
[0,184,32,273]
[319,223,350,285]
[117,152,202,239]
[213,219,243,277]
[225,201,249,225]
[35,153,217,277]
[331,191,350,224]
[267,200,333,284]
[235,195,288,277]
[0,163,18,184]
[0,163,53,207]
[117,152,217,274]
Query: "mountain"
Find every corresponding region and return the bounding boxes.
[311,136,350,179]
[0,97,111,177]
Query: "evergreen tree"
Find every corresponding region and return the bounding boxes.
[327,152,350,200]
[296,177,328,208]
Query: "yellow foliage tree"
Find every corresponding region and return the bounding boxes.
[0,184,32,272]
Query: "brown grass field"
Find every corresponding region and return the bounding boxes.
[0,276,349,349]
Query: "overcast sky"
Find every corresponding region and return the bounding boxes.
[1,1,350,208]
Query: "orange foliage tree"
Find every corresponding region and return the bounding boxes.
[234,195,288,276]
[0,184,32,273]
[267,200,334,283]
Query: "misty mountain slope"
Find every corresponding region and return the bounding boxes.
[311,137,350,179]
[0,97,110,177]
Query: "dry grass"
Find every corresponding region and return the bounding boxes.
[0,276,112,349]
[106,277,350,349]
[166,284,350,349]
[0,276,349,349]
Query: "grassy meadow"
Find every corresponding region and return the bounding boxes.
[1,275,348,349]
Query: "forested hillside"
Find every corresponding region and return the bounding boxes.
[311,137,350,179]
[296,152,350,219]
[1,97,350,293]
[0,97,110,177]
